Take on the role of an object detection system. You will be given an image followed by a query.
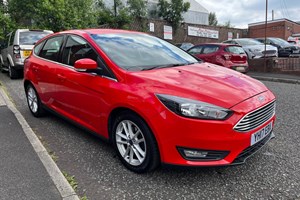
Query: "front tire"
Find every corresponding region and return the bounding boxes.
[26,84,46,117]
[112,111,160,173]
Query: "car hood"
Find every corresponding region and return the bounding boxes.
[243,44,277,51]
[128,63,268,109]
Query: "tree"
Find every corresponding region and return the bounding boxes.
[208,12,218,26]
[0,0,15,40]
[222,20,235,28]
[95,0,132,29]
[127,0,148,31]
[157,0,190,30]
[127,0,147,19]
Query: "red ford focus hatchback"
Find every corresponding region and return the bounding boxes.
[24,29,276,173]
[187,43,249,73]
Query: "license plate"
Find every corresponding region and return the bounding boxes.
[23,50,32,57]
[250,121,272,146]
[293,50,299,54]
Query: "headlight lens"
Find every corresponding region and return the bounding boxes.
[156,94,232,120]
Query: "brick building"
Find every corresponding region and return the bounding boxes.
[248,18,300,40]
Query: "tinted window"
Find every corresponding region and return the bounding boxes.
[202,46,219,54]
[225,46,245,54]
[19,31,50,45]
[91,33,198,71]
[62,35,98,66]
[39,36,63,62]
[236,39,262,45]
[188,46,203,55]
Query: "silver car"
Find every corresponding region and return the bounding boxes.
[0,29,53,79]
[223,38,278,59]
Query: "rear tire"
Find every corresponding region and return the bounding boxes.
[112,111,160,173]
[26,84,46,117]
[8,62,19,79]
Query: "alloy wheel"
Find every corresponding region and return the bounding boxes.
[27,86,38,114]
[115,120,146,166]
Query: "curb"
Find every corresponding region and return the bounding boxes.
[0,86,80,200]
[250,76,300,84]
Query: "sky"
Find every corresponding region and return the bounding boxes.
[197,0,300,28]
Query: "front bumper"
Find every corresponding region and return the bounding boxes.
[151,90,276,167]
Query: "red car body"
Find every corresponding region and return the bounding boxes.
[188,43,249,73]
[24,29,276,172]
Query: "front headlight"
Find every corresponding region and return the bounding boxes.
[156,94,232,120]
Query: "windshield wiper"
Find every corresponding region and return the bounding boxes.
[142,62,199,71]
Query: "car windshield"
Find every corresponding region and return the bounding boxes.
[271,38,290,46]
[90,33,198,71]
[19,31,50,45]
[236,39,263,46]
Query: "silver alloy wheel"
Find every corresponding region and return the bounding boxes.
[115,120,146,166]
[27,86,38,113]
[8,63,11,77]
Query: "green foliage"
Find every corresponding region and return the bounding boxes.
[157,0,190,30]
[0,0,15,39]
[222,20,235,28]
[127,0,147,19]
[63,171,78,191]
[208,12,218,26]
[96,0,132,29]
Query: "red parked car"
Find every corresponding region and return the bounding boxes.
[24,29,276,173]
[187,43,249,73]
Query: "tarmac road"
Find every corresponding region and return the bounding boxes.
[0,72,300,200]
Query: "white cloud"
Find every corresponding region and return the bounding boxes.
[196,0,300,28]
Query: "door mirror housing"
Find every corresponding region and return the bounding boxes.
[74,58,97,71]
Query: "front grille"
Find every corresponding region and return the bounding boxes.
[262,50,277,55]
[232,131,274,164]
[234,100,276,132]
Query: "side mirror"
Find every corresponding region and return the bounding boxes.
[74,58,97,71]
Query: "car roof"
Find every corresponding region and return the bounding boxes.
[59,29,145,36]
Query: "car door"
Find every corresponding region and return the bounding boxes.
[34,35,64,105]
[187,46,203,59]
[54,34,116,133]
[200,45,219,63]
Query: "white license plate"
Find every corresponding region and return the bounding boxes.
[250,122,272,146]
[293,50,299,53]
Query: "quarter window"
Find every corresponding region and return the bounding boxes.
[39,36,63,62]
[62,35,98,66]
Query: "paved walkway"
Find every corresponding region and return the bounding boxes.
[0,85,79,200]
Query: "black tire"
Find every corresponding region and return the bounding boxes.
[112,111,160,173]
[0,62,5,73]
[26,84,46,117]
[8,62,19,79]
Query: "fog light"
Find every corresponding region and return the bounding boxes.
[177,147,229,161]
[184,150,208,158]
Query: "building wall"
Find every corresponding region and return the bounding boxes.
[249,19,300,40]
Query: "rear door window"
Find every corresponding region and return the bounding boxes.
[225,46,245,54]
[39,36,64,62]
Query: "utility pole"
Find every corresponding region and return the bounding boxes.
[264,0,268,71]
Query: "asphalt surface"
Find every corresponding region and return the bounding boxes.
[0,71,300,199]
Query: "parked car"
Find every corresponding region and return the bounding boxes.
[0,29,53,79]
[24,29,276,173]
[175,42,194,51]
[223,38,278,59]
[187,43,249,73]
[256,37,300,57]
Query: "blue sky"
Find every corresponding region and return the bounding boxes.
[197,0,299,28]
